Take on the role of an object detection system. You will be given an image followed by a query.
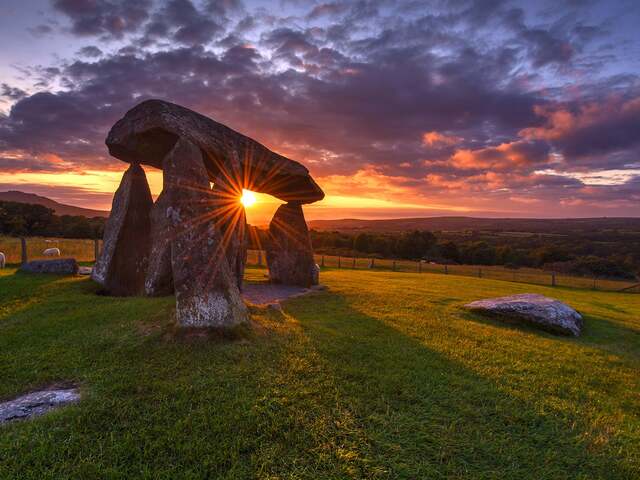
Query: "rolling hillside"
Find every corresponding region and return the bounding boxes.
[0,191,109,218]
[308,216,640,233]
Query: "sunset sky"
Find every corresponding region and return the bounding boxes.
[1,0,639,224]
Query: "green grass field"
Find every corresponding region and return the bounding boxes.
[0,267,638,479]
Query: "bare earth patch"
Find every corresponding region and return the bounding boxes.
[242,283,326,308]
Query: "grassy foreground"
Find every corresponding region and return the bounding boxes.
[0,267,638,479]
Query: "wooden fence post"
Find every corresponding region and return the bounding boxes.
[478,268,482,278]
[418,261,421,273]
[338,256,341,268]
[593,276,597,290]
[321,255,325,267]
[352,257,356,269]
[551,271,556,287]
[369,258,375,269]
[392,260,396,271]
[20,237,28,265]
[444,264,448,274]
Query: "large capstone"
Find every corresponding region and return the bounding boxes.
[92,163,152,296]
[266,202,318,287]
[162,137,248,328]
[464,293,583,336]
[106,99,324,204]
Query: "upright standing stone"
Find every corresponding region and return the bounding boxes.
[266,202,318,287]
[92,163,152,296]
[211,150,247,292]
[163,137,248,328]
[144,191,174,296]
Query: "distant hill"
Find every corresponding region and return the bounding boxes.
[0,191,109,218]
[308,216,640,233]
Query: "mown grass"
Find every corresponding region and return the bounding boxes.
[0,267,638,479]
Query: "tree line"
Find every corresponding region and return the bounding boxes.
[3,201,638,280]
[0,201,105,239]
[307,230,639,280]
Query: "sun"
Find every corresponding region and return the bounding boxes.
[240,189,257,208]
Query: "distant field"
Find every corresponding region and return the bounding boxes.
[1,238,636,293]
[0,268,638,478]
[0,236,101,263]
[247,250,639,293]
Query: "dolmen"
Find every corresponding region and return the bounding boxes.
[93,99,324,329]
[464,293,583,336]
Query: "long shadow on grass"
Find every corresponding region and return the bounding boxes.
[284,292,637,479]
[0,275,359,478]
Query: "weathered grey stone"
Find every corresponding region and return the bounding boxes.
[464,293,583,336]
[106,99,324,204]
[163,137,248,328]
[144,191,175,296]
[19,258,78,275]
[78,266,92,275]
[211,152,247,292]
[0,388,80,424]
[266,202,318,287]
[92,163,153,296]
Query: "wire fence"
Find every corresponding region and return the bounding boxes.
[1,237,637,293]
[0,236,102,263]
[247,250,639,293]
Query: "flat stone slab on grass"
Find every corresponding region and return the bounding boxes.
[78,266,93,276]
[0,388,80,425]
[242,283,325,307]
[464,293,583,336]
[19,258,79,275]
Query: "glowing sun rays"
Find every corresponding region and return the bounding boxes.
[240,189,257,208]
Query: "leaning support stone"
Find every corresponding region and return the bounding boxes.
[163,137,248,328]
[266,202,318,287]
[92,163,152,296]
[144,191,174,296]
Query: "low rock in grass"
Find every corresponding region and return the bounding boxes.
[0,387,80,425]
[19,258,79,275]
[78,266,93,275]
[464,293,583,336]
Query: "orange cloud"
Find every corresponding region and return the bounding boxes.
[449,140,550,170]
[422,131,461,147]
[520,96,640,142]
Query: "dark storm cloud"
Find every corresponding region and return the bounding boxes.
[52,0,153,39]
[0,156,68,172]
[77,45,103,58]
[1,0,638,213]
[143,0,223,46]
[1,84,27,101]
[306,3,349,20]
[522,94,640,166]
[28,24,54,37]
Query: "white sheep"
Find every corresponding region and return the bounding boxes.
[0,252,5,269]
[43,247,61,257]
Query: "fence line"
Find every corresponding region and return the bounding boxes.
[0,236,102,264]
[1,237,637,293]
[246,250,638,293]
